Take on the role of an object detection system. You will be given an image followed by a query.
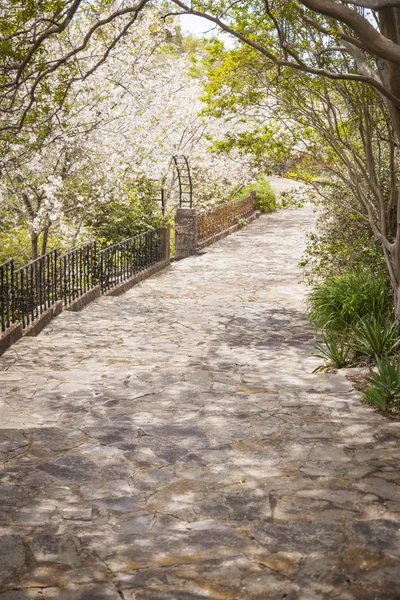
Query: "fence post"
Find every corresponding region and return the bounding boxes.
[251,190,257,211]
[174,208,198,260]
[161,226,171,262]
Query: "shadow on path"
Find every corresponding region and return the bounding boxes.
[0,205,399,600]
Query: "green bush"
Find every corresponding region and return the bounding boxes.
[243,179,277,213]
[307,271,392,333]
[364,355,400,412]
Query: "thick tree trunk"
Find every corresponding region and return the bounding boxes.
[378,8,400,141]
[376,10,400,317]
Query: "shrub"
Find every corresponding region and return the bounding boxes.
[364,356,400,412]
[307,271,392,333]
[312,333,351,372]
[243,179,277,213]
[353,315,400,358]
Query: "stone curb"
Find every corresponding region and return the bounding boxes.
[65,286,101,312]
[23,300,63,337]
[0,322,23,357]
[104,260,171,297]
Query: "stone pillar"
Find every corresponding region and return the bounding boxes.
[161,226,171,261]
[174,208,198,260]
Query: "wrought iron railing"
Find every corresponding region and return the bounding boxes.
[0,259,14,332]
[14,250,58,329]
[97,229,162,293]
[197,192,255,243]
[59,242,97,307]
[0,227,167,337]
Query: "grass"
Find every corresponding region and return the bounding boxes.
[307,270,391,333]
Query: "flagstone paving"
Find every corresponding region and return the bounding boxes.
[0,203,400,600]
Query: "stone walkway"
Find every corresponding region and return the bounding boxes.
[0,204,400,600]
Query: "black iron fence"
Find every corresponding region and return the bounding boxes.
[0,228,167,335]
[14,250,58,329]
[97,229,163,293]
[59,242,97,307]
[0,259,14,332]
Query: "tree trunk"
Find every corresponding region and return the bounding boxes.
[377,8,400,142]
[376,10,400,317]
[385,237,400,318]
[31,233,39,262]
[41,228,49,257]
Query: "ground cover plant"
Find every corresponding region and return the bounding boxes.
[312,333,352,372]
[308,269,400,415]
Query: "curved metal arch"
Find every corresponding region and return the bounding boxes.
[172,155,193,209]
[160,154,193,212]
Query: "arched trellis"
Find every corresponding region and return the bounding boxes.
[159,154,193,213]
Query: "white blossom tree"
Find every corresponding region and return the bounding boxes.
[0,7,258,261]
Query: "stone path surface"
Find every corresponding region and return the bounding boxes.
[0,204,400,600]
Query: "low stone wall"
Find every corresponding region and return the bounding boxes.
[24,300,63,337]
[65,286,101,312]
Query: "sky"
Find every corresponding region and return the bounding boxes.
[178,13,235,47]
[179,14,216,35]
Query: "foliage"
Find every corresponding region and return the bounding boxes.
[0,229,34,267]
[242,179,277,213]
[312,334,351,372]
[307,271,392,333]
[353,316,400,358]
[301,181,386,285]
[364,356,400,412]
[174,0,400,142]
[279,187,309,209]
[87,181,165,248]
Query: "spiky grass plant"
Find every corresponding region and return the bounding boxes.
[307,271,391,333]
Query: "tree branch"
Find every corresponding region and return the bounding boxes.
[170,0,400,108]
[299,0,400,65]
